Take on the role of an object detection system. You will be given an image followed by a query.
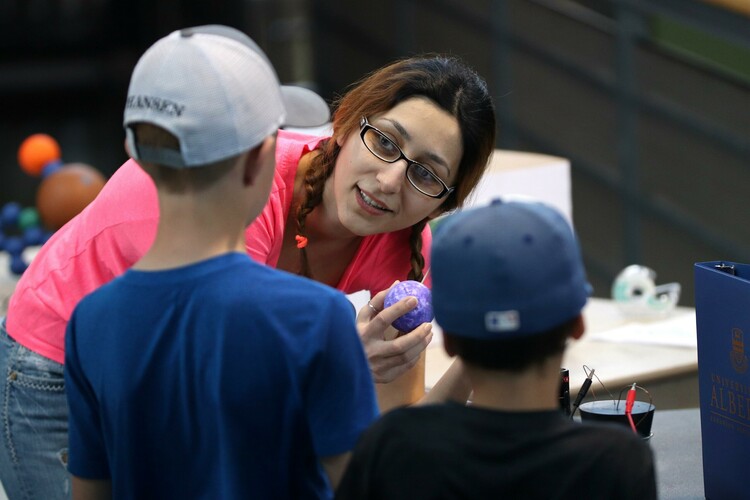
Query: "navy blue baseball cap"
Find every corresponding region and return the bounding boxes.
[431,199,591,339]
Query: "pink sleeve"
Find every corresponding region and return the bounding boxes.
[6,160,158,364]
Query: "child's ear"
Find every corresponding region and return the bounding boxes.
[241,148,260,186]
[243,135,275,185]
[570,314,585,340]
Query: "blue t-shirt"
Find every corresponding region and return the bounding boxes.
[65,253,378,499]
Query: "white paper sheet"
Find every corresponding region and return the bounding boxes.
[587,311,697,348]
[345,289,371,317]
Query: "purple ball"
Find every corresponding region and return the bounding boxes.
[384,280,434,332]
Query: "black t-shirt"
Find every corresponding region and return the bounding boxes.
[336,402,656,500]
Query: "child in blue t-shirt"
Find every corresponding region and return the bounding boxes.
[64,25,378,500]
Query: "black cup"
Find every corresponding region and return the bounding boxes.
[578,400,655,439]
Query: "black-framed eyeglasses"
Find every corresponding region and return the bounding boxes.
[359,117,455,199]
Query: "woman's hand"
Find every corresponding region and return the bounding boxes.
[356,285,433,384]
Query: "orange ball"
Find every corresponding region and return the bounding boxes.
[36,163,106,230]
[18,134,62,177]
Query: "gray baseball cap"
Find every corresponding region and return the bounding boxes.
[124,25,329,168]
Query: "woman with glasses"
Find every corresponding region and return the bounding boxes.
[245,56,497,410]
[4,56,496,426]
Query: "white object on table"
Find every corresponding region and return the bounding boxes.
[426,298,698,405]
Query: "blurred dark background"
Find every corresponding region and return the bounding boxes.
[1,0,748,306]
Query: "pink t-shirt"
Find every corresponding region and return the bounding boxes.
[245,130,432,295]
[6,130,431,364]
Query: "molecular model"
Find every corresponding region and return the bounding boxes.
[0,134,106,275]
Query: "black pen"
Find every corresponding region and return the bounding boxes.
[570,368,595,420]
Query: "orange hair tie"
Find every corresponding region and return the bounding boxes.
[295,235,308,249]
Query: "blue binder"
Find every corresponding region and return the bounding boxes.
[694,262,750,500]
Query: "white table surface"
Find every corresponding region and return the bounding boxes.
[426,298,698,399]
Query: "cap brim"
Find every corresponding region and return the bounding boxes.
[280,86,330,128]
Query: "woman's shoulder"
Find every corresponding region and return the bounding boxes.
[277,129,328,155]
[274,129,328,178]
